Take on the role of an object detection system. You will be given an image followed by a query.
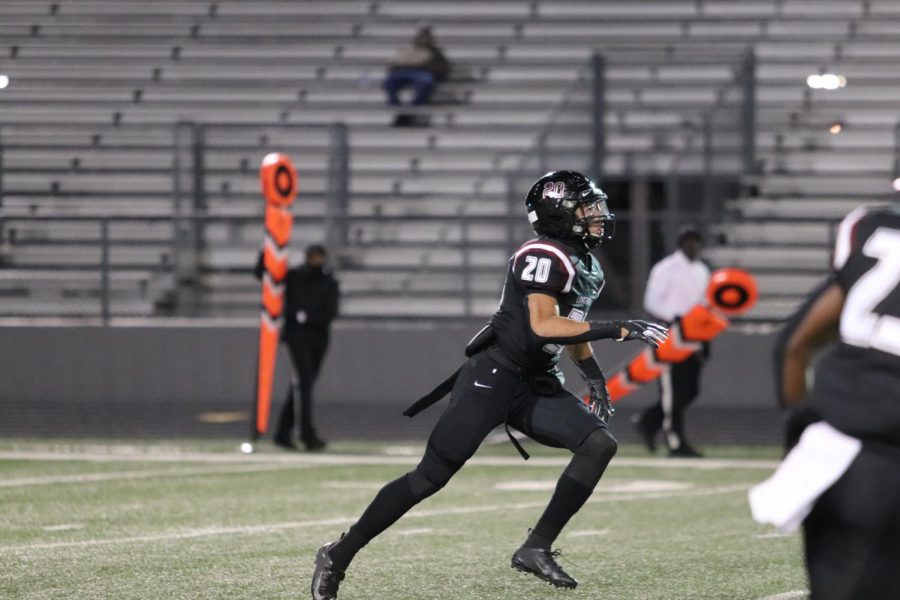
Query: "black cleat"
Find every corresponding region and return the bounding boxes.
[311,541,344,600]
[303,436,328,452]
[668,444,703,458]
[669,444,703,458]
[511,545,578,589]
[274,437,299,451]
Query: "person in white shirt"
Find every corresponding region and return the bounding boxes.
[633,228,711,457]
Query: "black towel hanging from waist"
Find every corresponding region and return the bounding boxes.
[403,366,462,417]
[402,348,531,461]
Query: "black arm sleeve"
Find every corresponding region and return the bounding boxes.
[325,280,340,323]
[304,279,340,328]
[575,354,606,383]
[536,320,622,345]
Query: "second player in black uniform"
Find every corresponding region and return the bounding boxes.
[763,205,900,599]
[310,171,667,600]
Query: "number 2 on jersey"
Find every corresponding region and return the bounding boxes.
[841,228,900,357]
[521,256,552,283]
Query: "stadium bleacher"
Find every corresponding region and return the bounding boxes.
[1,0,898,320]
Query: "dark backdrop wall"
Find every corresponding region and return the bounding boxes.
[0,322,786,444]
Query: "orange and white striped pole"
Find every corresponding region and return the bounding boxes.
[246,153,298,449]
[604,268,759,403]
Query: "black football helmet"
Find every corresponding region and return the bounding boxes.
[525,170,615,249]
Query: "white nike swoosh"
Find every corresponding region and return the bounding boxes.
[474,381,492,389]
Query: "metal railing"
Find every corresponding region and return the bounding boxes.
[893,119,900,193]
[1,215,177,324]
[0,49,762,320]
[489,48,757,310]
[498,56,599,257]
[0,212,507,323]
[629,49,756,309]
[0,121,351,320]
[655,49,757,229]
[170,122,349,315]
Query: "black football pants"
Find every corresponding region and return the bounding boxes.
[328,351,616,570]
[803,446,900,599]
[639,352,702,451]
[276,330,329,443]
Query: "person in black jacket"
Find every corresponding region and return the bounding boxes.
[256,244,339,451]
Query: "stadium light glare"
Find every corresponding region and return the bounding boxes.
[893,177,900,192]
[0,75,9,89]
[807,73,846,90]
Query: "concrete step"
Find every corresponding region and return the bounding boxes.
[758,174,895,196]
[723,221,833,246]
[735,197,881,220]
[706,246,831,272]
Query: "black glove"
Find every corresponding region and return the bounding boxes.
[587,379,614,424]
[616,320,668,348]
[574,355,613,424]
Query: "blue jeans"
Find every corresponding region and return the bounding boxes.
[384,68,436,105]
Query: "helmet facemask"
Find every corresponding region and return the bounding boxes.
[572,191,615,249]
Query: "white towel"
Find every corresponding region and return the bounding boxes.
[749,421,862,533]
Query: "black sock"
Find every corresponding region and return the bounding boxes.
[524,529,552,550]
[531,475,594,545]
[326,529,364,572]
[327,472,420,571]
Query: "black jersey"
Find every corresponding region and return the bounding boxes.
[811,205,900,447]
[489,236,605,372]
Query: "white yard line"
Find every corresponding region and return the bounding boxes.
[757,591,808,600]
[495,479,691,492]
[0,483,748,554]
[0,450,421,466]
[754,532,795,540]
[41,524,84,532]
[395,528,437,537]
[566,529,609,538]
[0,463,306,488]
[0,517,356,552]
[321,481,386,490]
[619,457,778,471]
[0,449,779,470]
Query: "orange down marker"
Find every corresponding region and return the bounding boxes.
[599,268,758,405]
[252,153,298,440]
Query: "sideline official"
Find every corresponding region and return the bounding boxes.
[256,244,339,451]
[634,228,710,457]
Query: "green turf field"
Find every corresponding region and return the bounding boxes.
[0,439,806,599]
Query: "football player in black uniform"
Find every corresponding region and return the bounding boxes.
[775,205,900,599]
[310,171,667,600]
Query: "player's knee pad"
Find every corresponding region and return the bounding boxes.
[406,470,440,501]
[407,444,464,501]
[566,428,618,489]
[577,427,618,463]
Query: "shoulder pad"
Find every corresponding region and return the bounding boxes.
[832,205,900,271]
[512,240,576,293]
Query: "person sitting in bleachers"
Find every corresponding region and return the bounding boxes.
[384,26,450,126]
